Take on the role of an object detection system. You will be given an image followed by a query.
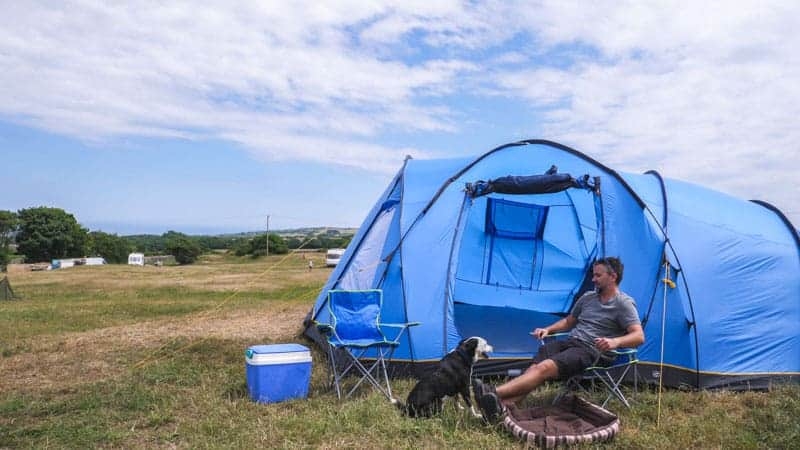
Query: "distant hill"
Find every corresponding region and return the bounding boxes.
[121,227,357,254]
[211,227,359,238]
[123,227,358,239]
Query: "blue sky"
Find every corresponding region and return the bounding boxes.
[2,1,798,235]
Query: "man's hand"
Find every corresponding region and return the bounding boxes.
[533,328,549,339]
[594,337,618,352]
[596,325,645,351]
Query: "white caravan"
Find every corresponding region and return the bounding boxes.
[325,248,345,267]
[127,253,145,266]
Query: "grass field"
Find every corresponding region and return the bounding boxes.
[1,253,798,449]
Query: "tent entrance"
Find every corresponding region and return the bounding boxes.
[452,173,601,356]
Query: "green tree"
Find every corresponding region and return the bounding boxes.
[232,239,251,257]
[268,234,288,254]
[195,235,238,250]
[0,210,17,270]
[87,231,132,264]
[305,235,322,249]
[0,210,17,247]
[250,233,288,257]
[285,237,302,249]
[164,232,203,264]
[123,234,166,254]
[16,207,87,263]
[0,247,8,271]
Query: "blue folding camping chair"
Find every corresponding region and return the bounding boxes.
[315,289,419,400]
[535,332,640,408]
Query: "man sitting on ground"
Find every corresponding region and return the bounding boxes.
[473,256,645,423]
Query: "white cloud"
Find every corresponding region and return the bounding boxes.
[0,0,470,171]
[0,1,798,224]
[492,1,800,223]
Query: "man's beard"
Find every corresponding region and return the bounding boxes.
[595,284,605,294]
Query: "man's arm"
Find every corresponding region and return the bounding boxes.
[532,315,578,339]
[594,324,644,352]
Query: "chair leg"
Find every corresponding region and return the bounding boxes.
[378,347,395,400]
[329,346,371,399]
[345,357,387,398]
[328,346,343,399]
[345,348,396,400]
[328,346,342,399]
[331,346,397,401]
[596,365,633,408]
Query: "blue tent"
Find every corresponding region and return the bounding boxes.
[305,140,799,389]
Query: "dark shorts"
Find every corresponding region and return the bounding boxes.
[532,338,604,379]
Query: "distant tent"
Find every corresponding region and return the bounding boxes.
[304,139,800,390]
[1,276,18,300]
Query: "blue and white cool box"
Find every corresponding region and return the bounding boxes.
[245,344,312,403]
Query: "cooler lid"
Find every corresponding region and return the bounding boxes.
[246,343,311,365]
[246,343,308,357]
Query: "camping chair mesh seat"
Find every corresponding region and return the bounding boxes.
[315,289,419,400]
[539,333,641,409]
[502,394,620,448]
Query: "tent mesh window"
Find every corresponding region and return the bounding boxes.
[485,197,548,239]
[483,197,549,289]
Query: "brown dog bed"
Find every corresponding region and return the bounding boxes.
[501,394,619,448]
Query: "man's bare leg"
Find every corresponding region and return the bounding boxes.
[496,359,559,405]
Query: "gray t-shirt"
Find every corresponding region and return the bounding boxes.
[569,290,640,349]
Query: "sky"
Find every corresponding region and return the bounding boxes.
[2,1,798,235]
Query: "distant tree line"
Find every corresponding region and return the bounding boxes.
[124,233,242,255]
[0,207,353,269]
[284,229,352,250]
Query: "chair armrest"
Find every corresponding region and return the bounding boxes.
[531,332,638,356]
[381,322,421,328]
[530,331,570,342]
[380,322,421,342]
[586,347,638,370]
[609,347,638,363]
[533,333,639,365]
[611,348,637,356]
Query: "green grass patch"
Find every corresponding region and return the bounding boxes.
[5,350,798,449]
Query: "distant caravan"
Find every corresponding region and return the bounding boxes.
[325,248,345,267]
[128,253,145,266]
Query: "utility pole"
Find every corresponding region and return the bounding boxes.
[266,215,270,257]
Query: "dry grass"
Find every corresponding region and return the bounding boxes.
[0,306,310,395]
[9,251,327,292]
[1,252,328,396]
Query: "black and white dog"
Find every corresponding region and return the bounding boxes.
[395,336,493,418]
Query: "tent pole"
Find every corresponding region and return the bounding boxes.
[657,260,674,426]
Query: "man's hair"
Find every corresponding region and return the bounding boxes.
[594,257,623,285]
